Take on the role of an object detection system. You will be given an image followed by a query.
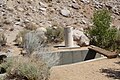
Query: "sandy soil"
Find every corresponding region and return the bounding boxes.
[4,26,24,56]
[50,58,120,80]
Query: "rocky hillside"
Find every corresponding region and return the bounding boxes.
[0,0,120,31]
[0,0,120,48]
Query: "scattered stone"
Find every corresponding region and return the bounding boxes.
[20,50,27,56]
[72,0,77,3]
[36,27,47,33]
[39,2,47,8]
[112,6,120,15]
[81,19,87,24]
[6,7,14,12]
[81,0,90,4]
[16,6,25,12]
[60,9,70,17]
[9,28,14,31]
[39,8,46,11]
[72,3,80,9]
[3,20,11,25]
[0,29,4,32]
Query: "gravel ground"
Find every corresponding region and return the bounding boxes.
[50,58,120,80]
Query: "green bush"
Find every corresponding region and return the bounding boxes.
[45,27,64,44]
[89,9,117,51]
[25,22,38,31]
[0,57,49,80]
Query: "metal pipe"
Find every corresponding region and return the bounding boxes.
[64,26,73,47]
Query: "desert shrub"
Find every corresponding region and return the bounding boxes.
[25,22,38,31]
[14,29,30,47]
[23,31,47,54]
[0,32,7,47]
[45,27,64,44]
[89,9,117,50]
[0,57,49,80]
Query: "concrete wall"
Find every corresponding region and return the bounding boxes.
[35,48,101,66]
[56,49,101,65]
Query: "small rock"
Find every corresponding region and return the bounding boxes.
[36,27,47,33]
[81,19,87,24]
[6,7,14,12]
[39,8,46,11]
[3,20,11,25]
[60,9,70,17]
[9,28,14,31]
[81,0,90,4]
[72,0,77,3]
[72,3,80,9]
[20,50,27,56]
[39,2,47,8]
[16,6,25,12]
[15,22,22,26]
[0,29,4,32]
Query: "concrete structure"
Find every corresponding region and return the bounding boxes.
[38,47,101,65]
[64,26,74,47]
[56,47,101,65]
[34,47,101,66]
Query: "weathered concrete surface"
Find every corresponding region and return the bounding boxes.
[53,47,101,65]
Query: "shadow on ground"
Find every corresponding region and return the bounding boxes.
[100,61,120,79]
[100,68,120,79]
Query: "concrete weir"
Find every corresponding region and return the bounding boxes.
[53,47,101,65]
[36,26,101,66]
[51,26,101,65]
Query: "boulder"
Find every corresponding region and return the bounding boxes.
[73,29,90,46]
[60,9,70,17]
[72,3,80,9]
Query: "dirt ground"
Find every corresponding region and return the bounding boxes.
[50,58,120,80]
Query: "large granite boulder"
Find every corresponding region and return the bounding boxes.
[73,29,90,46]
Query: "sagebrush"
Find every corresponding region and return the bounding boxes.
[14,29,30,47]
[45,27,64,44]
[23,31,47,54]
[0,57,49,80]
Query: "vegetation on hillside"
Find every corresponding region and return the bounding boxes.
[89,9,120,52]
[46,27,64,44]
